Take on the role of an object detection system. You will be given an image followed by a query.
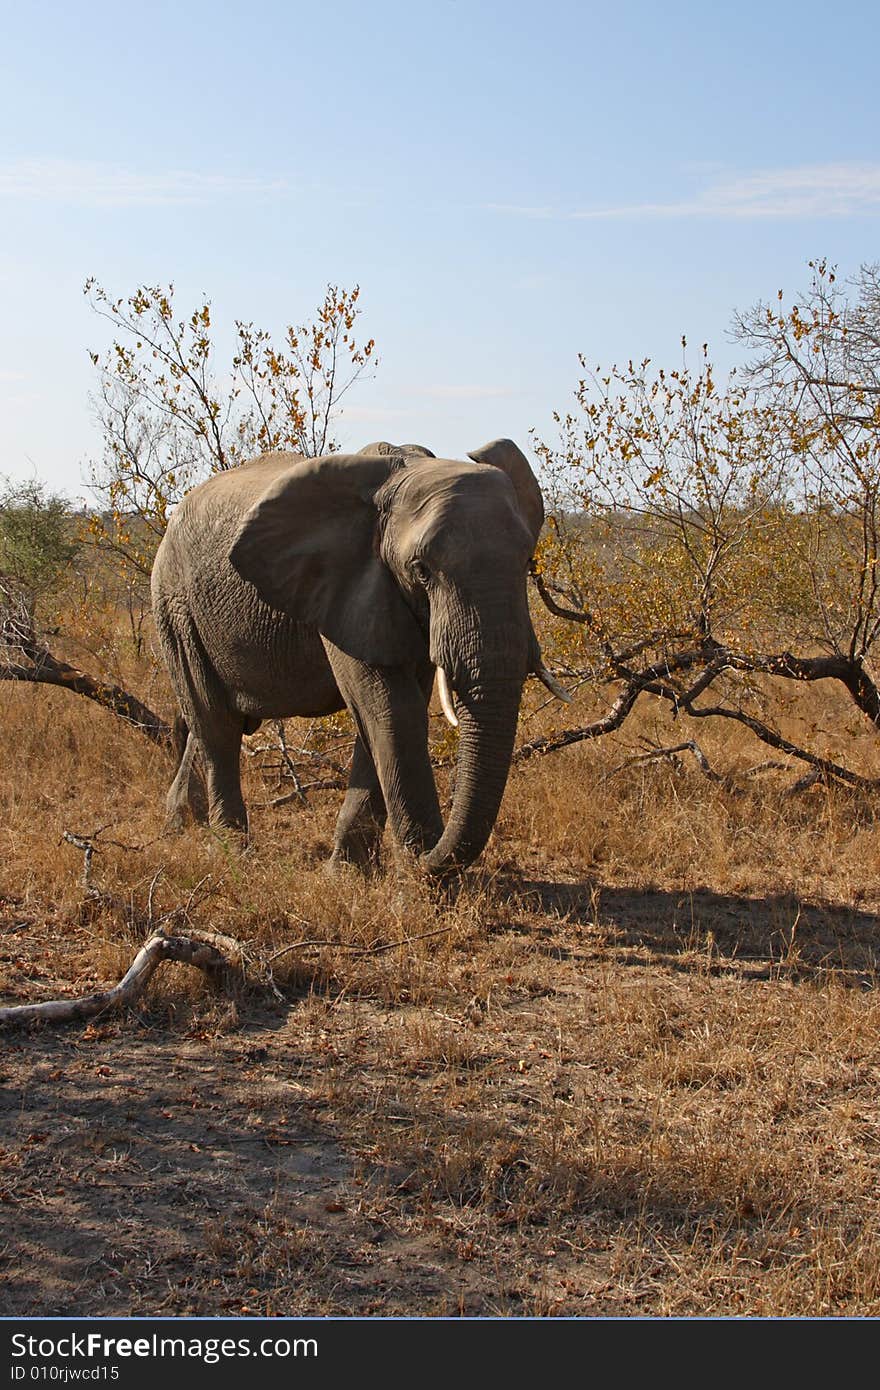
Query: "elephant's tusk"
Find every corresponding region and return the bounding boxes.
[436,667,459,727]
[535,665,573,703]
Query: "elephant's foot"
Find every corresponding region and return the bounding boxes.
[165,775,192,829]
[165,727,209,829]
[206,815,251,857]
[164,807,188,835]
[164,789,209,833]
[186,776,209,824]
[331,739,388,875]
[324,853,370,881]
[327,831,384,877]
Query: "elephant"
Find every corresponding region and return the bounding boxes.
[150,438,570,877]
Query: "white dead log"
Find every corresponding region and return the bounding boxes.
[0,931,243,1029]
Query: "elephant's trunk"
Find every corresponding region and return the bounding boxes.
[421,681,523,876]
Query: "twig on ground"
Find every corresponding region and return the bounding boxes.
[268,923,454,964]
[273,719,305,798]
[61,831,98,895]
[259,778,345,808]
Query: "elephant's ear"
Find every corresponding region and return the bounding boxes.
[358,440,436,460]
[467,438,544,545]
[356,440,403,457]
[398,443,436,459]
[229,453,424,665]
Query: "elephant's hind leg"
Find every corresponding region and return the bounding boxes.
[154,608,248,838]
[330,735,387,871]
[167,708,247,836]
[165,729,207,829]
[199,716,248,836]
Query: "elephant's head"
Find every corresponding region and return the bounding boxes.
[229,439,560,875]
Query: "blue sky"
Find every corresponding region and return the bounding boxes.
[1,0,878,497]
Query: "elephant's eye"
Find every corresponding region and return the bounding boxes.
[410,559,430,586]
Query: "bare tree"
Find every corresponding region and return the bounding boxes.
[86,279,376,584]
[527,291,880,788]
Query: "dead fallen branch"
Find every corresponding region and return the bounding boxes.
[1,607,170,747]
[514,684,642,761]
[606,739,724,784]
[526,567,880,787]
[682,700,880,791]
[0,915,455,1027]
[513,634,880,792]
[0,931,244,1029]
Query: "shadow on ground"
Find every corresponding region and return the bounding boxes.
[496,875,880,984]
[0,1010,501,1316]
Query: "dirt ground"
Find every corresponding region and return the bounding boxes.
[2,890,624,1318]
[5,860,880,1319]
[0,912,498,1317]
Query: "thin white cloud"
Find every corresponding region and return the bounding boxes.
[409,384,515,401]
[488,163,880,222]
[0,369,26,383]
[0,160,289,207]
[511,271,557,292]
[484,203,558,220]
[342,386,513,419]
[339,405,410,422]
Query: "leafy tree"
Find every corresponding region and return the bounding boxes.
[0,477,79,615]
[733,260,880,681]
[85,279,376,580]
[533,343,789,664]
[529,274,880,789]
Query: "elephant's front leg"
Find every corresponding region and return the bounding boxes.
[323,643,443,861]
[330,735,387,871]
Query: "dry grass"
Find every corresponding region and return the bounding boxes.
[3,647,880,1316]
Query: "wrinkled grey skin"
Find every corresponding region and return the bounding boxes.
[150,438,545,876]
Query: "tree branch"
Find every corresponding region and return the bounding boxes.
[0,632,171,746]
[1,589,171,746]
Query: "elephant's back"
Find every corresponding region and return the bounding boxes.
[170,451,305,533]
[151,453,342,720]
[154,453,303,586]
